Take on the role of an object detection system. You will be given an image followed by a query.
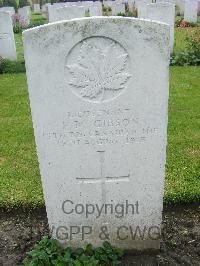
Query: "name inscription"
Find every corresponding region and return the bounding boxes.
[43,108,158,146]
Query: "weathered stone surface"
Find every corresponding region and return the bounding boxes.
[0,11,17,60]
[23,17,170,250]
[146,2,175,51]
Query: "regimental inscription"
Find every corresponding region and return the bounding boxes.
[65,37,131,103]
[43,107,159,147]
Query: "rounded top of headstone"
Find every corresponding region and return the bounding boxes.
[23,16,170,36]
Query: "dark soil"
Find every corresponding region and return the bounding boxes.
[0,204,200,266]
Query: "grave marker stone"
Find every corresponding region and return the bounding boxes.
[0,11,17,60]
[112,3,125,15]
[89,2,102,16]
[138,0,152,18]
[0,6,15,16]
[49,5,85,23]
[146,2,175,51]
[23,17,170,250]
[34,3,41,13]
[184,0,198,22]
[103,0,114,8]
[18,6,30,26]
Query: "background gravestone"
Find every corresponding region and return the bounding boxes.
[0,12,17,60]
[89,2,102,16]
[103,0,114,8]
[18,7,30,26]
[175,0,185,15]
[112,3,125,15]
[23,17,170,250]
[137,0,152,18]
[48,5,85,23]
[0,6,15,17]
[184,0,198,22]
[146,2,175,52]
[33,4,41,13]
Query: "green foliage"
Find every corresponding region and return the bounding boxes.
[186,29,200,55]
[117,12,126,17]
[175,17,199,28]
[13,21,23,33]
[29,18,46,27]
[29,13,47,28]
[102,5,111,13]
[175,17,184,28]
[23,237,124,266]
[117,11,134,17]
[0,0,3,7]
[0,58,25,74]
[39,0,45,7]
[171,29,200,66]
[18,0,30,8]
[170,51,200,66]
[3,0,18,11]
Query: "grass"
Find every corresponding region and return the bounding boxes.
[0,74,43,207]
[165,66,200,204]
[14,33,24,62]
[0,67,200,208]
[29,12,47,27]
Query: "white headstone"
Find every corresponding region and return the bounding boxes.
[24,6,31,18]
[23,17,170,250]
[42,4,46,17]
[0,6,15,17]
[34,3,41,13]
[146,3,175,52]
[0,12,17,60]
[48,5,85,23]
[80,1,94,12]
[184,0,198,22]
[137,0,152,18]
[18,7,30,26]
[45,3,51,20]
[112,3,125,15]
[53,2,66,8]
[89,2,103,16]
[103,0,114,8]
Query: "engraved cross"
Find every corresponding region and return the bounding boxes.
[76,151,130,206]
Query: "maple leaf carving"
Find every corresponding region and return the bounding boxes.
[66,39,131,101]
